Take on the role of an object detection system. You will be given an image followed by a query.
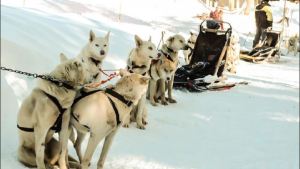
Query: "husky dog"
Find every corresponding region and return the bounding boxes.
[17,54,90,169]
[226,32,240,74]
[70,70,149,169]
[183,32,198,64]
[286,34,299,56]
[156,34,189,105]
[148,57,177,106]
[77,30,110,83]
[123,35,157,129]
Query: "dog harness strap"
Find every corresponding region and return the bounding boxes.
[105,88,133,107]
[43,92,66,132]
[73,89,103,106]
[17,124,34,132]
[17,91,66,133]
[106,96,121,125]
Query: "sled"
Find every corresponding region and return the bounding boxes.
[240,29,281,63]
[174,20,236,92]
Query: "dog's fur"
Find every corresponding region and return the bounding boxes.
[155,34,189,105]
[148,57,177,106]
[17,54,90,169]
[70,70,149,169]
[226,32,240,74]
[123,35,157,129]
[77,30,110,83]
[183,32,198,64]
[286,34,299,56]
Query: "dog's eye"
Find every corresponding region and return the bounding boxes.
[95,44,99,47]
[164,68,168,72]
[104,44,107,47]
[180,40,183,43]
[148,46,153,50]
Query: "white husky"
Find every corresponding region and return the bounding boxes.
[123,35,157,129]
[183,32,198,64]
[77,30,110,83]
[17,54,90,169]
[70,70,149,169]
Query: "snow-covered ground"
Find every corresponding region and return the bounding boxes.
[1,0,299,169]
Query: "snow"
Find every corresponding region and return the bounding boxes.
[1,0,299,169]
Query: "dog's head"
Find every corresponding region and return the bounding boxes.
[87,30,110,65]
[187,32,198,48]
[128,35,158,74]
[115,69,150,105]
[134,35,158,59]
[55,54,91,89]
[158,57,177,81]
[166,34,189,51]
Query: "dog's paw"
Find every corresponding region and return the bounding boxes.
[142,119,148,125]
[168,98,177,103]
[154,97,159,103]
[151,102,158,106]
[122,124,130,128]
[161,100,168,105]
[137,125,146,130]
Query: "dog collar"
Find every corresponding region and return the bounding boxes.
[160,50,174,62]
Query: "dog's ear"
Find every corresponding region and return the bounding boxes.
[134,35,143,47]
[168,36,174,42]
[89,30,96,42]
[148,36,152,42]
[119,69,130,77]
[59,53,68,63]
[105,31,110,42]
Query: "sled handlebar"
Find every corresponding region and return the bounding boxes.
[200,19,232,36]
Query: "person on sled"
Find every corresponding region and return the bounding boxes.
[253,0,273,48]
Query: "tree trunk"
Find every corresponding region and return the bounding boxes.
[229,0,235,11]
[244,0,253,15]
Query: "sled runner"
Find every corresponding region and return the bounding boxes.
[174,20,236,92]
[240,29,281,63]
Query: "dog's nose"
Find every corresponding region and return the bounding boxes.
[100,50,105,55]
[183,45,190,50]
[167,77,170,81]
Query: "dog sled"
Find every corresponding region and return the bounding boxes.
[240,29,281,63]
[174,20,240,92]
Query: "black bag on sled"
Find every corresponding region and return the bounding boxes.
[174,20,232,92]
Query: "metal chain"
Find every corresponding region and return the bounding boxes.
[0,66,77,88]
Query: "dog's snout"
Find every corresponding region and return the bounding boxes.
[183,45,190,50]
[167,77,170,81]
[100,50,105,55]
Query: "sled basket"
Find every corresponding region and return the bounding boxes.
[174,20,232,92]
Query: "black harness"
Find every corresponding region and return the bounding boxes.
[159,49,174,62]
[71,88,133,130]
[127,65,147,76]
[17,91,67,133]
